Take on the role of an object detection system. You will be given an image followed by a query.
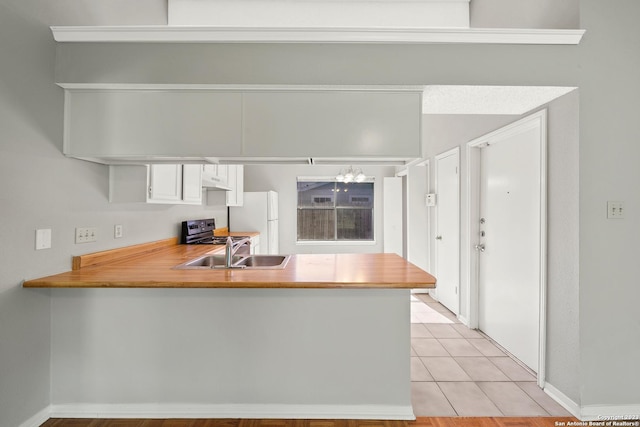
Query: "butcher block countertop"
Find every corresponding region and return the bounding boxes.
[22,237,436,289]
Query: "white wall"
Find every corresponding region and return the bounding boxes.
[0,2,222,426]
[3,0,640,422]
[470,0,579,29]
[578,0,640,409]
[403,164,430,273]
[242,165,396,255]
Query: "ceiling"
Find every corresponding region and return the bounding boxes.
[422,85,576,115]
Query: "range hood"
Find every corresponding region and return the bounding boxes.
[201,170,232,191]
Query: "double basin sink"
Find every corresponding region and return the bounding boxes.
[174,254,290,270]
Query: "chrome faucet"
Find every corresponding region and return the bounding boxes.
[224,236,250,268]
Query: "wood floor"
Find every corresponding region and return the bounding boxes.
[41,418,578,427]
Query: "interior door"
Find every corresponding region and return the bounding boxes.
[434,148,460,314]
[478,122,541,372]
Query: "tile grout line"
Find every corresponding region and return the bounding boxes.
[412,298,551,416]
[512,381,555,416]
[433,381,461,416]
[411,296,545,417]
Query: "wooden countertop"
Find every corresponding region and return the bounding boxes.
[22,238,436,289]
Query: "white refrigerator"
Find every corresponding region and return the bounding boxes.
[230,191,279,255]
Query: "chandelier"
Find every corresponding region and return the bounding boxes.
[336,166,366,183]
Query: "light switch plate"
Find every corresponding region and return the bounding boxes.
[607,201,625,219]
[35,228,52,250]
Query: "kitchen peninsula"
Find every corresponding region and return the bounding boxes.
[23,240,435,420]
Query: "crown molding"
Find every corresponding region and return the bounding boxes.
[50,26,585,45]
[56,83,426,91]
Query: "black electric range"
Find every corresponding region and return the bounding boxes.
[180,218,249,245]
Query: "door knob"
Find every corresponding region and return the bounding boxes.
[474,244,485,252]
[436,236,443,240]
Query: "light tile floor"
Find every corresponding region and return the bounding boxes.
[410,293,571,417]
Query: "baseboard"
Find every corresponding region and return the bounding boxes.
[543,383,581,419]
[18,406,51,427]
[50,403,415,420]
[581,404,640,422]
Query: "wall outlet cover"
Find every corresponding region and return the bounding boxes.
[607,201,625,219]
[76,227,98,243]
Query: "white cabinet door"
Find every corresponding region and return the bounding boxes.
[242,91,422,158]
[216,165,229,184]
[202,164,217,179]
[182,164,203,204]
[148,164,182,203]
[110,164,203,204]
[225,165,244,207]
[65,90,243,162]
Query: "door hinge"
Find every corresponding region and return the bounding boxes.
[455,286,458,294]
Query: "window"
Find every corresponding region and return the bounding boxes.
[297,180,374,241]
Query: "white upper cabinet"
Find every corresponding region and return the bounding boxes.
[181,164,203,204]
[206,165,244,207]
[148,164,183,203]
[64,90,243,163]
[64,88,423,164]
[242,91,422,159]
[225,165,244,207]
[109,164,202,205]
[202,164,231,189]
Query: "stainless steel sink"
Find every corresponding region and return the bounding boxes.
[235,255,290,269]
[173,254,244,269]
[174,254,290,270]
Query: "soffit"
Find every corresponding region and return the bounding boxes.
[422,85,577,115]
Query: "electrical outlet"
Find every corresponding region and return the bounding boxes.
[114,224,123,238]
[607,201,625,219]
[35,228,52,250]
[75,227,98,243]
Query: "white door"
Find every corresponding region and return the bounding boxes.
[383,177,404,256]
[434,148,460,314]
[477,119,543,372]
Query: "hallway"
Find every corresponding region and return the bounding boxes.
[410,294,571,417]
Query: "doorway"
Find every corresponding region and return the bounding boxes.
[434,148,460,315]
[467,110,547,385]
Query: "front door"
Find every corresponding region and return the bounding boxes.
[477,116,543,372]
[434,148,460,315]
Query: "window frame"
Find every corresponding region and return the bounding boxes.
[296,176,376,245]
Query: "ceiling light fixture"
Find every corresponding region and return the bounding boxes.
[336,166,366,183]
